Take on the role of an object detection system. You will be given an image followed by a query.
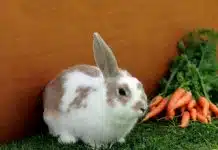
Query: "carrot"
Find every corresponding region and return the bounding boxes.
[173,91,192,110]
[179,111,190,128]
[180,105,186,114]
[209,101,218,117]
[207,111,212,123]
[196,112,208,123]
[198,96,209,117]
[167,88,186,111]
[150,106,161,119]
[166,109,175,120]
[150,106,156,111]
[149,95,163,108]
[195,104,202,114]
[187,99,196,111]
[166,88,186,119]
[190,108,197,121]
[142,98,168,122]
[195,104,208,123]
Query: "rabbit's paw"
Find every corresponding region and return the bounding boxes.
[58,132,77,144]
[118,138,126,144]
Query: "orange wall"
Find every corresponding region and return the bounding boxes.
[0,0,218,143]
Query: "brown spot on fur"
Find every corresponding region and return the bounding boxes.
[118,83,131,105]
[107,97,116,107]
[106,80,117,107]
[43,75,64,115]
[137,82,143,89]
[104,69,132,107]
[65,65,101,77]
[119,83,129,90]
[44,108,59,119]
[120,97,129,105]
[106,78,131,107]
[68,86,96,111]
[120,70,132,77]
[76,65,101,77]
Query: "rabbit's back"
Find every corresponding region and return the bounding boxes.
[43,64,105,116]
[59,65,105,112]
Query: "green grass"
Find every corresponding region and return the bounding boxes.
[1,120,218,150]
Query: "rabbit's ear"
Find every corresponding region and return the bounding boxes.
[93,32,119,78]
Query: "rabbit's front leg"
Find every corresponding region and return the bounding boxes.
[118,137,126,144]
[58,132,77,144]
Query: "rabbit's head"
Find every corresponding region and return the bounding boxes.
[93,32,148,119]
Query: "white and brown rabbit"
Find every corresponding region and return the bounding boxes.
[43,32,148,149]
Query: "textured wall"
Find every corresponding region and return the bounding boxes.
[0,0,218,143]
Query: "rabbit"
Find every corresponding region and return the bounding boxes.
[42,32,148,149]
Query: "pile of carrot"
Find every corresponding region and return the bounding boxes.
[141,88,218,128]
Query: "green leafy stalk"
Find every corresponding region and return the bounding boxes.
[158,28,218,103]
[183,55,210,100]
[195,67,210,100]
[162,59,184,97]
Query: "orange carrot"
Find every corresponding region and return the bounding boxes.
[150,106,156,111]
[166,88,186,119]
[173,91,192,110]
[179,111,190,128]
[149,95,163,108]
[196,112,208,123]
[187,99,196,111]
[166,109,176,120]
[195,104,208,123]
[180,105,186,114]
[195,104,202,114]
[209,101,218,117]
[167,88,186,111]
[198,96,209,117]
[190,108,197,121]
[142,98,168,122]
[207,111,212,123]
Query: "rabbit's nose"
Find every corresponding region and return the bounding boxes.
[133,101,147,112]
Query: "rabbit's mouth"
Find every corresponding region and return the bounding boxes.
[132,101,148,116]
[140,106,149,115]
[140,108,146,113]
[137,108,147,117]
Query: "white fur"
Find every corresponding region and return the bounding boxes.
[43,69,147,149]
[59,70,103,112]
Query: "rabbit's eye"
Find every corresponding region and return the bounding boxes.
[118,88,126,96]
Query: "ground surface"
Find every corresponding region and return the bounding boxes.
[1,120,218,150]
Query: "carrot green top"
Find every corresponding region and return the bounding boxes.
[158,28,218,103]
